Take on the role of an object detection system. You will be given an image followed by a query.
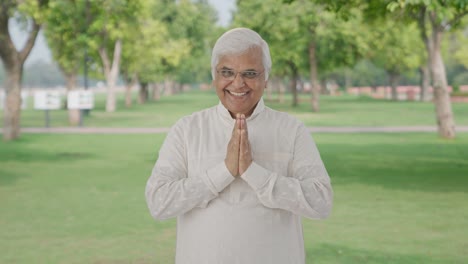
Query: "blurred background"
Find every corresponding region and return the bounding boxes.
[1,0,467,263]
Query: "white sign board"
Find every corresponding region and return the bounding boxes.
[0,91,28,110]
[34,90,62,110]
[67,90,94,109]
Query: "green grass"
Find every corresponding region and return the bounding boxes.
[18,89,468,128]
[1,133,467,263]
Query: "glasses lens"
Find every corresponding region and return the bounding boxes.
[218,69,263,80]
[241,71,259,79]
[220,70,235,79]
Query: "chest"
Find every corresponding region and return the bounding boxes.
[185,121,294,179]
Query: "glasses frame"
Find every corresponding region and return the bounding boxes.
[216,68,265,81]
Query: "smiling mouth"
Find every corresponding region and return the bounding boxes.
[226,90,249,97]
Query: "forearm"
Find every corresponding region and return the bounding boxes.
[241,162,333,219]
[146,161,235,220]
[145,172,215,220]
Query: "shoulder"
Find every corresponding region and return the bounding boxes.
[262,106,305,130]
[171,105,217,132]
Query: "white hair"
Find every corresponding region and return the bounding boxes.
[211,27,272,81]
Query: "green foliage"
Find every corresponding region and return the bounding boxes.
[367,19,423,76]
[44,0,88,75]
[451,28,468,69]
[119,0,218,85]
[16,0,50,23]
[387,0,468,30]
[234,0,368,79]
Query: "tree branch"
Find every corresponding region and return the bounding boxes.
[443,9,468,31]
[0,4,17,68]
[98,46,111,78]
[18,19,41,63]
[417,6,429,44]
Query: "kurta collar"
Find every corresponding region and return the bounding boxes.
[217,98,265,126]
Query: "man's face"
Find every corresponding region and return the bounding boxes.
[213,47,267,118]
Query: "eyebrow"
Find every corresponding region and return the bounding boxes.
[220,66,258,72]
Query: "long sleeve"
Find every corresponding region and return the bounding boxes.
[241,123,333,219]
[145,120,235,220]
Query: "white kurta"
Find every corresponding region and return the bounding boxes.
[145,98,333,264]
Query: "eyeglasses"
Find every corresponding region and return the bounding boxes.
[217,69,264,81]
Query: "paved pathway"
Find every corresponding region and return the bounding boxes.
[3,126,467,134]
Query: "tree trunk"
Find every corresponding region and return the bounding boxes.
[288,62,298,107]
[320,79,327,95]
[279,79,286,103]
[164,77,173,96]
[429,29,455,138]
[345,68,352,91]
[419,64,431,101]
[389,72,400,101]
[125,74,137,108]
[174,82,181,94]
[152,83,161,101]
[418,9,455,138]
[3,65,22,140]
[64,72,80,126]
[139,82,149,104]
[290,77,298,107]
[0,14,41,141]
[98,39,122,113]
[309,42,320,112]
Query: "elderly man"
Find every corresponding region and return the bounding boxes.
[145,27,333,264]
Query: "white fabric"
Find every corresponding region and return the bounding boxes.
[145,98,333,264]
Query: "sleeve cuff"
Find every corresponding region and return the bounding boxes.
[202,161,235,195]
[240,162,271,191]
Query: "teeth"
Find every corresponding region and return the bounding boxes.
[229,91,247,96]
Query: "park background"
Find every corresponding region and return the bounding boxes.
[1,0,468,263]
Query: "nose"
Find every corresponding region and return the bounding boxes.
[231,72,245,87]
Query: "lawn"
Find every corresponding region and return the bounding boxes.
[1,133,467,263]
[18,89,468,128]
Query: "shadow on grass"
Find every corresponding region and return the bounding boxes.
[308,243,451,264]
[319,139,468,193]
[0,148,94,163]
[0,169,26,186]
[0,139,95,186]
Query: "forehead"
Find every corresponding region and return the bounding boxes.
[217,47,263,70]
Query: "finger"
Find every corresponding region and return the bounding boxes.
[239,128,252,175]
[240,114,248,137]
[240,129,250,154]
[232,114,240,135]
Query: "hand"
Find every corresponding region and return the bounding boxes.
[238,114,252,175]
[225,114,241,176]
[225,114,252,176]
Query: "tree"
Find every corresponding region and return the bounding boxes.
[234,0,308,107]
[0,0,49,141]
[167,0,219,85]
[368,19,422,100]
[236,0,367,110]
[386,0,468,138]
[44,0,88,125]
[85,0,142,112]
